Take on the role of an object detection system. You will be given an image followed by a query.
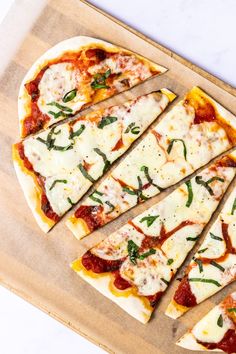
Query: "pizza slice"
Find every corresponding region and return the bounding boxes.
[66,86,236,240]
[166,185,236,320]
[176,291,236,353]
[13,89,174,232]
[19,36,167,137]
[71,152,236,323]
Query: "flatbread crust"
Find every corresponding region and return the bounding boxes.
[19,36,167,137]
[66,86,236,240]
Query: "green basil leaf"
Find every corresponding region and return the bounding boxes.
[63,89,77,103]
[198,247,208,254]
[89,190,104,205]
[167,139,187,160]
[70,124,85,139]
[167,259,174,265]
[195,175,224,196]
[67,197,76,206]
[47,101,73,112]
[217,314,223,328]
[97,116,118,129]
[210,232,223,241]
[140,215,159,227]
[195,259,203,273]
[78,163,95,183]
[105,201,115,214]
[210,261,225,272]
[138,248,156,260]
[228,308,236,313]
[161,278,169,286]
[94,148,111,174]
[186,236,200,241]
[49,179,67,191]
[127,240,139,265]
[125,122,140,135]
[189,278,221,287]
[185,180,193,207]
[140,165,163,191]
[231,198,236,215]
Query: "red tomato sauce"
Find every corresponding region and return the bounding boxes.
[82,251,124,273]
[173,276,197,307]
[198,329,236,354]
[74,205,104,232]
[113,270,131,290]
[112,137,124,151]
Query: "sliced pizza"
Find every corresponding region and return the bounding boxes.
[177,291,236,353]
[19,36,167,137]
[66,86,236,240]
[166,185,236,320]
[71,152,236,324]
[13,89,174,233]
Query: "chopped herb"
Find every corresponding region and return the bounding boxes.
[167,139,187,160]
[167,259,174,265]
[140,215,159,227]
[48,111,64,119]
[140,165,163,191]
[198,247,208,254]
[49,179,67,191]
[36,127,73,151]
[195,175,224,196]
[185,180,193,207]
[47,101,73,112]
[78,163,95,183]
[63,89,77,103]
[195,259,203,273]
[217,314,223,328]
[67,197,76,206]
[122,187,137,195]
[52,143,74,151]
[161,278,169,286]
[122,176,148,202]
[94,148,110,174]
[97,116,117,129]
[89,190,104,204]
[231,198,236,215]
[91,69,111,89]
[138,248,156,260]
[186,235,200,241]
[189,278,221,287]
[105,201,115,214]
[125,122,140,135]
[228,308,236,313]
[69,124,85,139]
[210,232,223,241]
[127,240,139,265]
[210,261,225,272]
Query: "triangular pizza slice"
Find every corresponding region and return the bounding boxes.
[13,89,174,232]
[67,86,236,240]
[19,36,167,137]
[177,291,236,353]
[71,152,236,323]
[166,185,236,319]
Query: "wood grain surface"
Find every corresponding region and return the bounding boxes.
[0,1,235,353]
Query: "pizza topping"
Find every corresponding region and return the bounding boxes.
[89,190,103,204]
[217,314,223,327]
[97,116,118,129]
[174,276,197,307]
[74,205,103,231]
[78,163,95,183]
[125,122,140,135]
[91,69,111,89]
[62,88,77,103]
[197,329,236,354]
[195,175,224,195]
[185,180,193,207]
[69,124,85,139]
[49,179,67,191]
[82,250,124,273]
[189,278,221,287]
[167,139,187,160]
[186,235,200,241]
[67,197,76,206]
[93,148,110,174]
[198,247,208,254]
[127,240,156,265]
[113,271,131,290]
[140,215,159,227]
[167,259,174,265]
[210,260,225,272]
[140,165,163,191]
[231,198,236,215]
[105,201,115,214]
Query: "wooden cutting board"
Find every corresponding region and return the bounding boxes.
[0,1,235,353]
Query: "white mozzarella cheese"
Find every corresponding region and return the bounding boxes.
[192,305,232,344]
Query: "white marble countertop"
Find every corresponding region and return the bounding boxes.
[0,1,235,354]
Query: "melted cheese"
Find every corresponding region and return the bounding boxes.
[76,156,235,308]
[21,91,171,217]
[68,87,235,239]
[192,305,232,344]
